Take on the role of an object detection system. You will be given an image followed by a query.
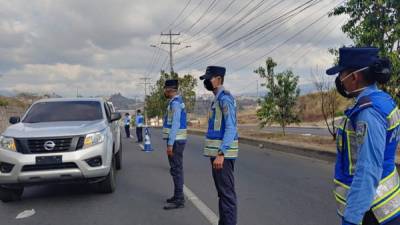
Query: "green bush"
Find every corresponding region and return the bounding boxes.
[0,99,9,106]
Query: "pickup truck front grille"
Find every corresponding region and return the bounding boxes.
[15,136,85,154]
[27,138,72,153]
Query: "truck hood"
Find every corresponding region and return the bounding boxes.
[2,120,107,138]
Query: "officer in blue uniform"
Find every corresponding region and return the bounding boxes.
[135,109,144,143]
[200,66,239,225]
[326,47,400,225]
[162,79,188,210]
[124,113,131,138]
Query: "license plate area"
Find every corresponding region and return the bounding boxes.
[36,156,62,165]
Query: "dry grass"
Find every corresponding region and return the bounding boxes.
[0,96,27,108]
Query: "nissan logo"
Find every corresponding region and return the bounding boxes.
[44,141,56,151]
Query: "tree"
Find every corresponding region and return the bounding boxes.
[312,67,340,140]
[330,0,400,103]
[145,71,197,121]
[255,57,300,135]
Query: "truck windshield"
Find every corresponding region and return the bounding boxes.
[23,101,103,123]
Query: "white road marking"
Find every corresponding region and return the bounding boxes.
[16,209,35,219]
[184,185,219,225]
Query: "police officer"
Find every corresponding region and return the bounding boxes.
[162,79,188,210]
[326,47,400,225]
[124,113,131,138]
[135,109,144,143]
[200,66,239,225]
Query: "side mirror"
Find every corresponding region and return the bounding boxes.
[9,117,20,124]
[110,112,121,122]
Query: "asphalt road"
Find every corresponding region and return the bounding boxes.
[0,129,339,225]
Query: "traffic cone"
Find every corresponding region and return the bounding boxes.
[143,127,153,152]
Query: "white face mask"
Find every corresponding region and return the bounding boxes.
[339,67,369,96]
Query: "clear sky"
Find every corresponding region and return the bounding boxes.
[0,0,352,98]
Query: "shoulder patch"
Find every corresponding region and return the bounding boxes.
[356,121,368,145]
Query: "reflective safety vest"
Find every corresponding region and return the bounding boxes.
[162,96,187,141]
[136,115,144,127]
[334,91,400,224]
[204,90,239,159]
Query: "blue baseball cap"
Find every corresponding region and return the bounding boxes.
[199,66,226,80]
[326,47,380,75]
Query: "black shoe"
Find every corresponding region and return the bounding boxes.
[163,202,184,210]
[166,196,177,203]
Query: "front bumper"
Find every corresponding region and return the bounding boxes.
[0,142,111,185]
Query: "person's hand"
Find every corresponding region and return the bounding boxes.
[213,155,225,170]
[166,146,173,157]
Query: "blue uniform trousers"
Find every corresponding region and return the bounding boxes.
[211,158,237,225]
[168,142,185,200]
[124,125,130,138]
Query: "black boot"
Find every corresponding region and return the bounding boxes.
[163,201,185,210]
[166,196,177,203]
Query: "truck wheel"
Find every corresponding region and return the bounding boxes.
[0,186,24,202]
[115,140,122,170]
[95,157,116,194]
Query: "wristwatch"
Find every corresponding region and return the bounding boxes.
[217,150,224,156]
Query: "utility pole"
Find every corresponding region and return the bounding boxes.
[139,77,152,126]
[161,30,180,75]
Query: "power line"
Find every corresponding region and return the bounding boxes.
[171,0,208,31]
[181,0,238,43]
[179,0,219,34]
[189,0,258,43]
[214,0,329,66]
[163,0,193,32]
[232,1,344,73]
[177,0,319,70]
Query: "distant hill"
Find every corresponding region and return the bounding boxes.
[108,93,142,110]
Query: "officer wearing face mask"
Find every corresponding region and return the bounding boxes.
[162,79,187,210]
[326,47,400,225]
[200,66,239,225]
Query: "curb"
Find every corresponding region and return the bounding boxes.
[188,129,337,162]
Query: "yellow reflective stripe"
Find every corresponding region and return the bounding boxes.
[205,139,239,149]
[381,169,397,184]
[346,131,353,175]
[334,179,350,189]
[214,102,222,131]
[334,195,346,216]
[373,184,400,205]
[162,128,187,140]
[378,207,400,224]
[387,108,397,119]
[373,170,399,205]
[387,107,400,131]
[373,188,400,222]
[204,139,239,158]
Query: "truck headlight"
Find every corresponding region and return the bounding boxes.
[0,136,16,151]
[83,131,105,148]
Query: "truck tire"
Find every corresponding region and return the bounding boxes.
[95,156,116,194]
[0,186,24,202]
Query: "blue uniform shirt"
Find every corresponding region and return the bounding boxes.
[343,84,387,224]
[167,95,184,146]
[215,86,238,154]
[124,116,131,126]
[136,114,144,127]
